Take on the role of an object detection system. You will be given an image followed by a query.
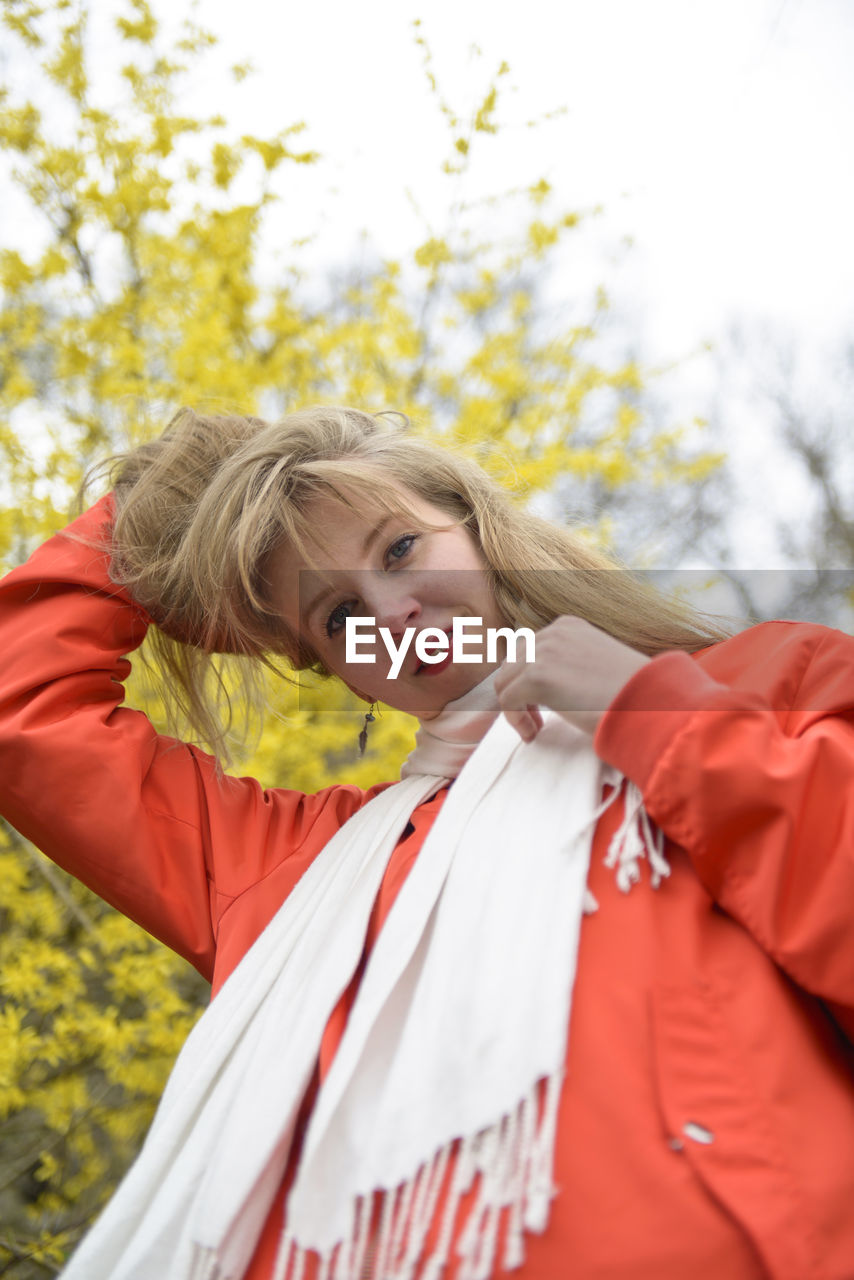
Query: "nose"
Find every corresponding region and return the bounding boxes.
[360,571,421,636]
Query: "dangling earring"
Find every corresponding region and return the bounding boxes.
[358,703,377,756]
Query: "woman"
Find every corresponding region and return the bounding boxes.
[0,405,853,1280]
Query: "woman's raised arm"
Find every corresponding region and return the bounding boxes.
[0,498,371,980]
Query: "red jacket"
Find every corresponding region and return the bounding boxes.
[1,498,853,1279]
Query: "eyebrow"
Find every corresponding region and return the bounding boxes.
[300,516,392,628]
[362,515,391,557]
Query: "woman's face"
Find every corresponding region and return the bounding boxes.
[265,483,508,719]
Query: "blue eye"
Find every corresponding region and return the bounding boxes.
[387,534,417,564]
[325,601,354,639]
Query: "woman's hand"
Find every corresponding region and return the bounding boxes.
[494,616,651,741]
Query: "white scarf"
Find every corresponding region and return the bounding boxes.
[61,676,668,1280]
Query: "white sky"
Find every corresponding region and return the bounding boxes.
[190,0,854,359]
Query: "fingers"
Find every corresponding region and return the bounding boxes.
[502,702,542,743]
[495,661,543,742]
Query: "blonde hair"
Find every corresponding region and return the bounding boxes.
[102,405,726,756]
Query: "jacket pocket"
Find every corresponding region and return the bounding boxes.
[650,981,827,1280]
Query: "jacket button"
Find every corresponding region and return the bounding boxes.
[682,1121,715,1145]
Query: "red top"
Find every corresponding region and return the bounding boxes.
[1,496,853,1279]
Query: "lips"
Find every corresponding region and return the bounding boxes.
[417,649,453,677]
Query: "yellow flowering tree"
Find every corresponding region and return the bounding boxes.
[0,0,720,1271]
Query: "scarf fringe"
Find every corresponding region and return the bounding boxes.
[188,1251,225,1280]
[603,778,670,892]
[275,1076,562,1280]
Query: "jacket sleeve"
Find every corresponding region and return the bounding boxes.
[0,497,370,978]
[594,620,854,1032]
